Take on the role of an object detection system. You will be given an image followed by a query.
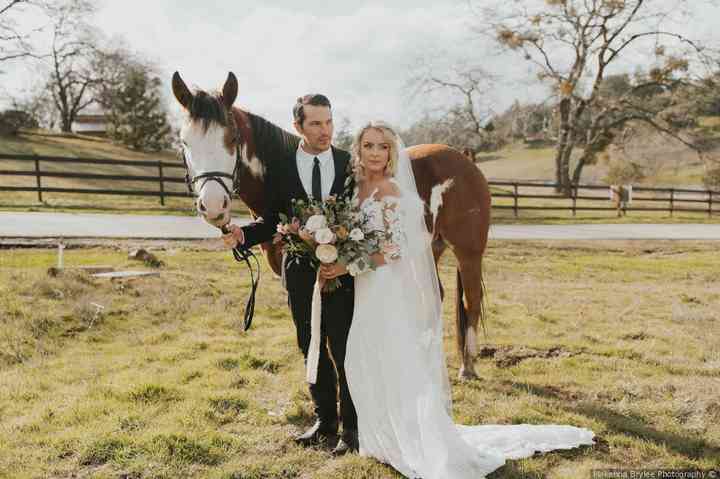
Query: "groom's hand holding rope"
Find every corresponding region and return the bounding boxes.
[222,224,245,248]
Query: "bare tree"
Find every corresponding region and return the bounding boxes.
[0,0,43,64]
[41,0,99,132]
[483,0,715,193]
[410,58,498,150]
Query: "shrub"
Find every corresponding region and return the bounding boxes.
[0,109,38,136]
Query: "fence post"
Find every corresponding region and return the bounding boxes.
[710,191,714,218]
[34,157,42,203]
[513,183,519,218]
[669,188,675,217]
[158,161,165,206]
[571,185,577,217]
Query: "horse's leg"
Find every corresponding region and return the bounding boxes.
[431,235,447,300]
[455,250,487,381]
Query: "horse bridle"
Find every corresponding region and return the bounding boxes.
[179,137,259,332]
[180,140,239,202]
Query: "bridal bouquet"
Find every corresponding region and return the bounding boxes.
[275,195,381,291]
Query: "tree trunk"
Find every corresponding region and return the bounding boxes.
[554,97,572,193]
[572,150,592,185]
[554,147,563,189]
[60,117,72,132]
[560,144,573,196]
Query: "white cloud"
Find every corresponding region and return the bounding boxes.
[2,0,718,137]
[92,1,482,131]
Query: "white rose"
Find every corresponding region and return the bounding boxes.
[314,227,336,245]
[347,261,362,276]
[305,214,327,233]
[349,228,364,241]
[315,244,338,263]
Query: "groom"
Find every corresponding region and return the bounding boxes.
[222,94,358,455]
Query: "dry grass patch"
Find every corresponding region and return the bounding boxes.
[0,241,718,477]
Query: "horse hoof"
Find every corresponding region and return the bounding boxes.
[458,367,479,381]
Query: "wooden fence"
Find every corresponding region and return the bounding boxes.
[0,153,188,206]
[491,180,718,217]
[0,154,718,216]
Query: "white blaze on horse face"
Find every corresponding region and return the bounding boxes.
[181,122,235,226]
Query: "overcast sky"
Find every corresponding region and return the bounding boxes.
[2,0,718,132]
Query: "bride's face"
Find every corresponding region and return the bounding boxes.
[360,128,390,176]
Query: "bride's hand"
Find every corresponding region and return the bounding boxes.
[319,262,348,279]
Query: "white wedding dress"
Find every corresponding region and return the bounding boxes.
[344,180,595,478]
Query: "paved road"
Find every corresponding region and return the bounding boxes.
[1,212,720,240]
[0,212,247,239]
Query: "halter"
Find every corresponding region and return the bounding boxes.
[179,133,259,332]
[180,141,240,199]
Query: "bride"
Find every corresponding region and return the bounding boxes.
[319,121,595,478]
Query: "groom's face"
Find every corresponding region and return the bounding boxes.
[295,104,334,154]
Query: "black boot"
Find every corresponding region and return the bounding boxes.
[331,429,358,456]
[294,420,338,448]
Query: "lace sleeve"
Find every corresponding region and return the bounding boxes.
[380,196,406,263]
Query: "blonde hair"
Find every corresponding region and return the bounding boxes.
[351,121,399,180]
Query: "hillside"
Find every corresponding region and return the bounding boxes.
[0,130,246,214]
[1,126,717,223]
[476,116,720,188]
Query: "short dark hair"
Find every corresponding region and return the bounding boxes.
[293,94,331,126]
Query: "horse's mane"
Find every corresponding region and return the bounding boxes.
[187,90,228,133]
[245,112,301,170]
[185,88,300,172]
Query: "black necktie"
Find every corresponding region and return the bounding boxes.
[312,157,322,201]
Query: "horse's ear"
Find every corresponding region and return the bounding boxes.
[222,72,238,110]
[172,72,193,110]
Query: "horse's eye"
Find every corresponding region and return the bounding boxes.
[223,197,229,209]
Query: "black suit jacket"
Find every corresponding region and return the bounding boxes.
[242,146,353,249]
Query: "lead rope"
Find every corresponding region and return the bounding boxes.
[222,141,259,332]
[220,223,260,332]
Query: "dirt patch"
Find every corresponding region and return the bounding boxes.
[479,344,579,368]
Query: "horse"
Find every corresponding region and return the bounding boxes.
[172,71,491,380]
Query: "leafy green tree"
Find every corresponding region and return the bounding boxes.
[104,66,172,151]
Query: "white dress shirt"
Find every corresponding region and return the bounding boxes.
[296,141,335,200]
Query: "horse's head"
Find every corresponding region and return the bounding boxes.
[172,71,240,228]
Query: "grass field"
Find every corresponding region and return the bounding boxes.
[1,241,718,478]
[476,116,720,187]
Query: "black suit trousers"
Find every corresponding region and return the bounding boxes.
[285,258,357,433]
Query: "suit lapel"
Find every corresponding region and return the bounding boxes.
[330,146,350,197]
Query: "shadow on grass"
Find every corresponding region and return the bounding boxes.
[574,403,720,461]
[506,380,720,461]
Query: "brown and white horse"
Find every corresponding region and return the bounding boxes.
[172,71,491,380]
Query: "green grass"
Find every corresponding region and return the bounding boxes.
[0,241,718,477]
[477,130,716,190]
[0,130,250,215]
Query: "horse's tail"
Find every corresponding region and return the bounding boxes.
[455,265,488,358]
